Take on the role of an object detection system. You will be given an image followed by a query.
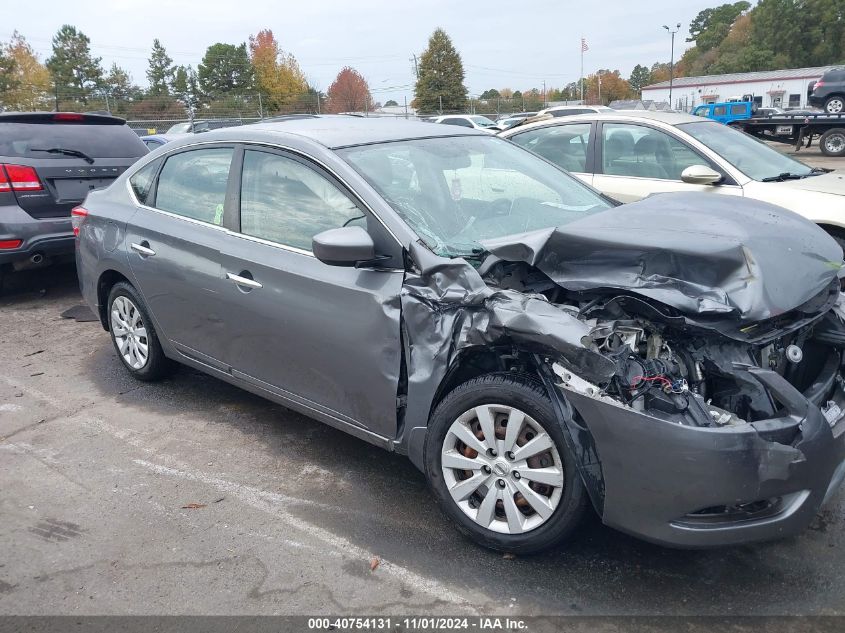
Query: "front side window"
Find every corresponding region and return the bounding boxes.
[128,158,162,205]
[601,123,706,181]
[155,148,233,224]
[340,135,611,258]
[239,150,363,251]
[679,120,814,181]
[509,123,591,173]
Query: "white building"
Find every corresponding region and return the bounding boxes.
[641,66,833,112]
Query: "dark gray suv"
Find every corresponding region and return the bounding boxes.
[76,117,845,553]
[0,112,147,273]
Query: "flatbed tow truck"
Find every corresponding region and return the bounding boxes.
[734,112,845,158]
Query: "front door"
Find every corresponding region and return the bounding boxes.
[591,122,741,203]
[218,147,404,438]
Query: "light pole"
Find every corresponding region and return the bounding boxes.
[663,23,681,109]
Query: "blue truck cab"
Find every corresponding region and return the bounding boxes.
[692,101,754,125]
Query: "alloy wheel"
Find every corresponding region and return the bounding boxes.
[440,404,564,534]
[110,295,149,370]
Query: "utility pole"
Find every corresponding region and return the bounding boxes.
[404,95,408,119]
[258,92,263,119]
[410,54,419,79]
[543,81,546,108]
[316,92,321,114]
[597,71,602,105]
[663,23,681,109]
[439,95,443,115]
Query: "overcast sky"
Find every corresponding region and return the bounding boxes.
[7,0,713,104]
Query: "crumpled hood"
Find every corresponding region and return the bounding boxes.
[481,192,843,322]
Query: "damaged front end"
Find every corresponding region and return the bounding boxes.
[400,194,845,547]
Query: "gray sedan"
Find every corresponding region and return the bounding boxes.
[76,116,845,553]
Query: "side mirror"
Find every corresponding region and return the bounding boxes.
[312,226,375,267]
[681,164,723,185]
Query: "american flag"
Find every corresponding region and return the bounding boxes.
[581,38,589,52]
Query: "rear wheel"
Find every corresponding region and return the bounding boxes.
[424,373,587,554]
[107,282,173,381]
[820,128,845,157]
[824,96,845,114]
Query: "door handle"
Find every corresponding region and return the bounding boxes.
[226,272,263,289]
[131,242,156,257]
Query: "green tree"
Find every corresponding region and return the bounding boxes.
[628,64,651,94]
[146,39,174,96]
[198,42,254,102]
[173,65,200,111]
[46,25,103,102]
[687,2,751,52]
[479,88,500,100]
[414,28,468,113]
[384,99,398,107]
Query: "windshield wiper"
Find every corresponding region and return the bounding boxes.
[761,172,809,182]
[30,147,95,164]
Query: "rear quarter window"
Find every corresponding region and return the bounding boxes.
[0,123,148,159]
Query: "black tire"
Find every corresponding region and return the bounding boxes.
[424,373,587,554]
[819,128,845,157]
[824,96,845,115]
[106,281,173,381]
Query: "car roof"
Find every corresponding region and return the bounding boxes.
[208,115,489,148]
[501,109,702,135]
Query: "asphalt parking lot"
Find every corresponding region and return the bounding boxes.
[1,151,844,618]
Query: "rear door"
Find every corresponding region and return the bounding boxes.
[506,122,594,185]
[217,146,404,438]
[125,145,236,366]
[0,115,148,218]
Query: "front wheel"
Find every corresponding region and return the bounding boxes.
[424,373,587,554]
[820,128,845,157]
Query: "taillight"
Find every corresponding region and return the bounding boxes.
[0,164,43,191]
[0,239,23,249]
[71,206,89,237]
[53,112,84,122]
[815,80,825,90]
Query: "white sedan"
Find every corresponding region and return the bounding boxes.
[499,110,845,244]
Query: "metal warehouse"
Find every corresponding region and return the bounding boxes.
[642,66,834,112]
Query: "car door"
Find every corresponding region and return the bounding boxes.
[125,145,236,364]
[217,146,404,439]
[507,122,594,186]
[591,122,742,203]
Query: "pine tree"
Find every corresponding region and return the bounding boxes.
[46,25,103,102]
[628,64,651,95]
[146,39,174,96]
[414,28,468,114]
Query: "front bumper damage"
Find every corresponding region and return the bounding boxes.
[543,358,845,547]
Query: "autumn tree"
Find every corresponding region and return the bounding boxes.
[326,66,373,113]
[146,39,174,96]
[248,29,308,113]
[0,32,51,111]
[46,25,103,103]
[414,28,468,113]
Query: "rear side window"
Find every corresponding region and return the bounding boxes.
[129,159,162,205]
[155,148,233,224]
[713,106,727,116]
[729,104,746,115]
[0,123,148,159]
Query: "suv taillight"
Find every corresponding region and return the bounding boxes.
[0,164,43,192]
[815,80,825,90]
[71,206,89,237]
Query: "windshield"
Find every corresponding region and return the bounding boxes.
[470,117,497,128]
[678,120,813,181]
[339,135,612,258]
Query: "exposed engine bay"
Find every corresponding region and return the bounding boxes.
[483,257,845,431]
